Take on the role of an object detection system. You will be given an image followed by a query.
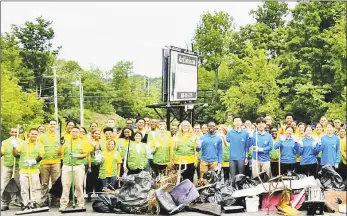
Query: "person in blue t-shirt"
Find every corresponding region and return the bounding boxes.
[297,125,320,177]
[249,117,273,179]
[273,126,302,175]
[226,116,253,181]
[317,123,340,169]
[196,121,223,183]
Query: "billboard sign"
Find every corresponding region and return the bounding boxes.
[167,48,198,102]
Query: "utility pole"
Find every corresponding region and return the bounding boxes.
[79,73,84,127]
[147,78,150,96]
[53,67,58,122]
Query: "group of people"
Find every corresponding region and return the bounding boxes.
[1,114,346,212]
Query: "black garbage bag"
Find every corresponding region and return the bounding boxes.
[49,176,62,198]
[196,171,236,207]
[318,165,345,191]
[117,171,154,213]
[203,170,220,184]
[92,194,122,213]
[196,182,221,204]
[206,182,223,204]
[221,184,236,207]
[231,174,257,190]
[292,173,307,180]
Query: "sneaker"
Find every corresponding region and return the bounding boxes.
[77,205,85,209]
[1,206,9,211]
[41,201,49,207]
[59,207,66,212]
[32,203,41,209]
[22,205,30,211]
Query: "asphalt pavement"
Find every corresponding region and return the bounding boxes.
[2,203,346,216]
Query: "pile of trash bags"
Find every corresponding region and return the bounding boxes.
[318,165,345,191]
[195,171,257,207]
[93,170,261,214]
[92,194,122,213]
[231,174,257,190]
[92,171,154,214]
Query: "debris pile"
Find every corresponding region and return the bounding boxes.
[92,166,346,215]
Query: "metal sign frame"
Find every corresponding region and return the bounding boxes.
[162,46,198,103]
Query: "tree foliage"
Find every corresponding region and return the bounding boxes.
[193,11,234,89]
[1,36,44,139]
[196,1,346,123]
[2,1,346,133]
[11,16,60,94]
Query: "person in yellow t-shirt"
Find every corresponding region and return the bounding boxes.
[172,120,198,183]
[106,118,118,139]
[269,128,279,177]
[294,122,306,168]
[277,113,294,138]
[57,127,88,211]
[86,128,103,202]
[312,123,325,165]
[218,125,229,182]
[151,124,173,177]
[99,140,122,190]
[338,127,346,180]
[333,119,342,134]
[87,122,98,140]
[37,125,46,136]
[13,128,44,210]
[1,127,23,211]
[100,127,114,151]
[116,128,134,178]
[193,123,202,180]
[319,116,328,133]
[124,132,152,175]
[63,121,76,141]
[39,119,61,207]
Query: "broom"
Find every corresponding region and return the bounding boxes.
[5,125,20,194]
[61,137,86,213]
[15,135,49,215]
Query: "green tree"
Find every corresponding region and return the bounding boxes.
[221,44,281,120]
[193,11,234,90]
[277,1,346,121]
[250,1,289,30]
[11,16,60,94]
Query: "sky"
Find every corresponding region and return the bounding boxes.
[2,2,296,78]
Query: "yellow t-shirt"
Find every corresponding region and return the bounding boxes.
[340,137,346,165]
[59,138,89,157]
[17,142,44,174]
[174,135,197,165]
[39,132,61,165]
[105,150,122,177]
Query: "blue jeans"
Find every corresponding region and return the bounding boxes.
[101,177,117,189]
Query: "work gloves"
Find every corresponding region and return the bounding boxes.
[292,135,303,147]
[24,159,37,167]
[70,153,78,158]
[215,163,222,173]
[95,150,102,163]
[280,135,286,142]
[10,137,19,148]
[248,129,254,138]
[253,146,264,152]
